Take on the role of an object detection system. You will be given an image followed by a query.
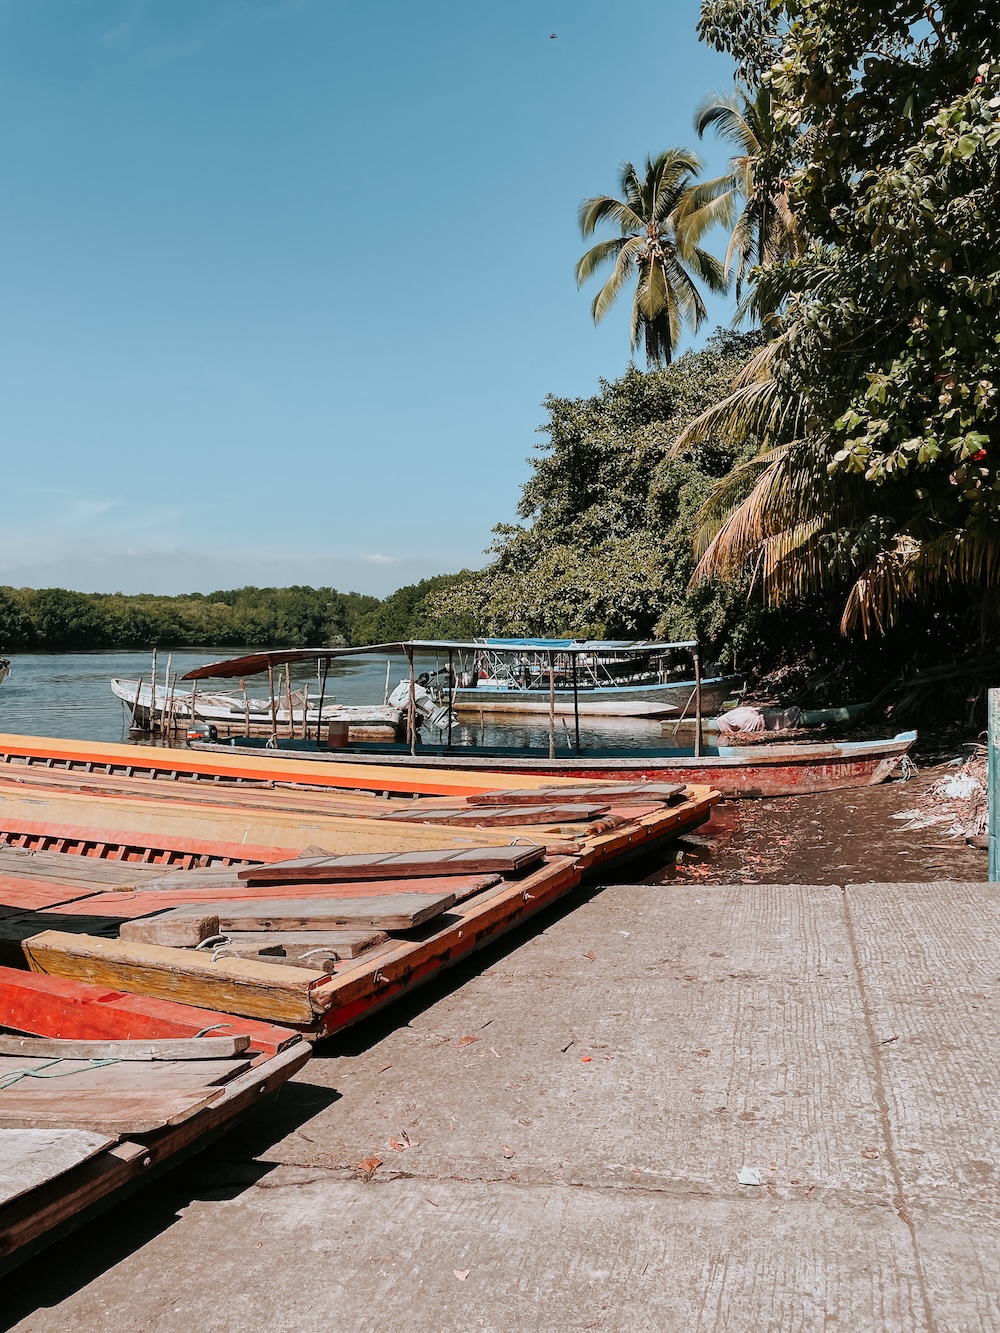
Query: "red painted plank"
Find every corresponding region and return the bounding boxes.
[0,875,99,911]
[0,966,302,1055]
[46,874,503,918]
[0,815,295,865]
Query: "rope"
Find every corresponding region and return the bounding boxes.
[0,1056,121,1090]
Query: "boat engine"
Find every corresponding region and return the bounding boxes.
[387,680,456,732]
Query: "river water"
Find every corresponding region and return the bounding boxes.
[0,650,678,752]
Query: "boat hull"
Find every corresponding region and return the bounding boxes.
[193,731,917,798]
[451,674,739,718]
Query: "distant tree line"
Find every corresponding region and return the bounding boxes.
[0,579,475,652]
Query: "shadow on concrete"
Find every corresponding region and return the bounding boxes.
[0,1081,339,1329]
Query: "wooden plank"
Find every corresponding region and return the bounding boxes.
[237,846,544,885]
[21,933,330,1025]
[463,783,686,805]
[376,803,611,826]
[0,1054,253,1090]
[0,1034,251,1060]
[52,872,502,915]
[217,929,388,963]
[0,1129,117,1208]
[157,891,457,933]
[0,849,165,888]
[118,914,220,947]
[0,966,302,1054]
[0,876,102,911]
[0,1087,224,1133]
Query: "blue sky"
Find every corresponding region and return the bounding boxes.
[0,0,736,596]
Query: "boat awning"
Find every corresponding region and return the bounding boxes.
[182,639,699,682]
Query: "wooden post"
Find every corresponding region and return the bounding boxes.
[284,666,295,739]
[990,688,1000,881]
[547,651,556,760]
[267,662,278,745]
[149,648,157,732]
[240,678,251,736]
[188,679,198,731]
[316,660,330,743]
[406,647,417,755]
[571,652,581,755]
[129,675,144,732]
[693,645,703,758]
[383,658,391,706]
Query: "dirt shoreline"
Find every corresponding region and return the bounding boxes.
[654,758,988,885]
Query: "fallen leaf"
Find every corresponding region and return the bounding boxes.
[457,1035,479,1047]
[377,1064,392,1075]
[693,1049,711,1058]
[581,1055,592,1063]
[355,1155,382,1180]
[583,950,596,961]
[388,1137,405,1152]
[502,1145,515,1158]
[862,1148,881,1160]
[454,1269,470,1282]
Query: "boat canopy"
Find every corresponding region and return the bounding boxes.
[182,638,699,682]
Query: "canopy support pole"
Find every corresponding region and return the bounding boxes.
[447,648,454,751]
[407,646,417,755]
[316,660,329,743]
[547,651,556,761]
[693,644,703,758]
[240,678,250,736]
[189,680,198,731]
[572,653,581,755]
[267,662,278,745]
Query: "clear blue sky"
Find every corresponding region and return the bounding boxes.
[0,0,736,597]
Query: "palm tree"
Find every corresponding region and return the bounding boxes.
[575,149,727,367]
[689,85,803,309]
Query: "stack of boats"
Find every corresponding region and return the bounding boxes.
[0,728,717,1272]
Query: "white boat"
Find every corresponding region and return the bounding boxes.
[111,678,404,740]
[449,638,740,717]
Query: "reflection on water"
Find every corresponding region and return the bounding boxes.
[0,651,689,752]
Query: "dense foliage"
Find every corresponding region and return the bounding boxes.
[439,332,773,653]
[689,0,1000,636]
[0,585,380,651]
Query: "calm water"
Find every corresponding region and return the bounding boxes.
[0,650,679,752]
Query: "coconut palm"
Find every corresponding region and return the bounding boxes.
[689,85,803,308]
[575,149,728,367]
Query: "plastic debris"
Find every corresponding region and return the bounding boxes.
[736,1166,762,1186]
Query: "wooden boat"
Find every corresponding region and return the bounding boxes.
[111,678,404,741]
[196,729,916,798]
[449,637,740,717]
[177,644,915,798]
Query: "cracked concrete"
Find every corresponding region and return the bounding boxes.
[3,879,999,1331]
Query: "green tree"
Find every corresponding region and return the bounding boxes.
[688,1,1000,636]
[575,150,728,366]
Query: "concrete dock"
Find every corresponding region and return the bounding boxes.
[4,879,998,1331]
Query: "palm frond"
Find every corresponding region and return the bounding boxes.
[578,194,644,237]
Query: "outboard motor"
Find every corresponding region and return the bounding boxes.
[186,722,219,743]
[388,680,457,732]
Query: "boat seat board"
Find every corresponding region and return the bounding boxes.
[463,783,687,805]
[0,850,166,888]
[19,934,331,1025]
[0,1035,252,1060]
[237,846,545,884]
[0,1087,224,1133]
[218,927,386,959]
[0,966,302,1053]
[146,891,457,932]
[373,804,612,827]
[0,1054,253,1090]
[39,873,501,917]
[0,1129,117,1208]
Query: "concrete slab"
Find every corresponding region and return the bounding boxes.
[2,880,998,1331]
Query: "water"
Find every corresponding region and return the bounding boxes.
[0,650,682,752]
